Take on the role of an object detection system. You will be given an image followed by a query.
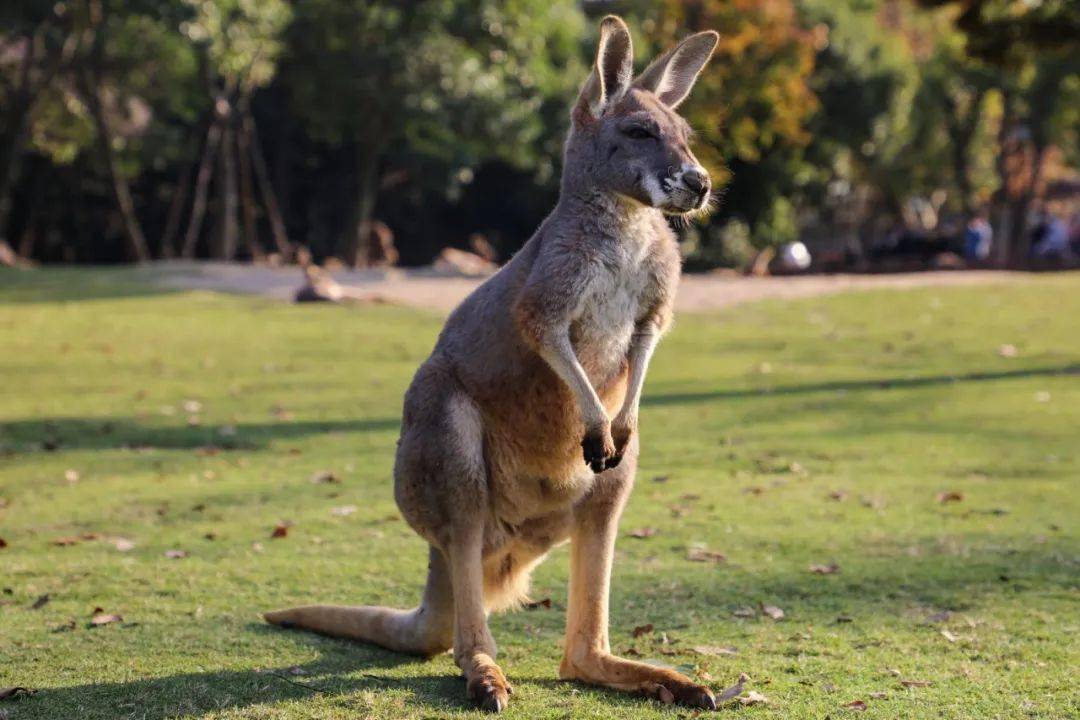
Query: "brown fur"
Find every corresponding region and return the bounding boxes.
[265,16,720,713]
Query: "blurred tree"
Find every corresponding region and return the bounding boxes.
[280,0,585,266]
[0,1,79,258]
[625,0,819,255]
[178,0,290,260]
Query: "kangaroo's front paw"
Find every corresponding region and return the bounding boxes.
[607,417,635,470]
[581,423,615,473]
[466,665,513,713]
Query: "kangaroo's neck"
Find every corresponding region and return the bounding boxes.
[554,184,659,242]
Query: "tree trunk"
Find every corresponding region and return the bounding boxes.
[245,114,291,259]
[214,115,239,260]
[236,110,262,261]
[160,145,196,259]
[80,0,149,263]
[82,75,150,262]
[344,142,379,268]
[181,108,225,258]
[0,100,33,249]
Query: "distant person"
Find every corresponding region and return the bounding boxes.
[1032,212,1071,260]
[962,212,993,262]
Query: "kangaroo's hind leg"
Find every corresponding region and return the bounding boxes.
[263,544,454,657]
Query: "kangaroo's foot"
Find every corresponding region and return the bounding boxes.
[463,653,513,713]
[560,650,716,709]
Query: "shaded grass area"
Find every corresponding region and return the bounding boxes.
[0,268,1077,719]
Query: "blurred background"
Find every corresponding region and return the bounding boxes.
[0,0,1078,274]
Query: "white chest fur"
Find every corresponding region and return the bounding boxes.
[572,234,653,384]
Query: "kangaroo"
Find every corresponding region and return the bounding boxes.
[265,16,720,712]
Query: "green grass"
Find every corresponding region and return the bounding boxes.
[1,268,1077,719]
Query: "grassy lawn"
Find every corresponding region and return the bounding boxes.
[1,268,1077,719]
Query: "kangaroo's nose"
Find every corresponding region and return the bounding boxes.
[682,168,709,195]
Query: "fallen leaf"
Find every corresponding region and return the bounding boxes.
[251,542,264,552]
[0,687,35,700]
[53,536,79,546]
[836,615,854,623]
[632,623,654,638]
[869,691,888,699]
[51,619,76,633]
[925,610,951,623]
[628,527,657,539]
[886,668,902,677]
[330,505,357,517]
[164,549,189,559]
[739,690,769,706]
[997,344,1018,358]
[809,563,840,574]
[692,645,737,656]
[941,629,958,642]
[30,594,50,610]
[0,538,6,548]
[900,679,932,688]
[287,666,307,676]
[733,607,756,618]
[686,546,726,563]
[828,490,849,501]
[90,612,122,627]
[760,604,785,620]
[271,404,294,420]
[182,399,203,413]
[64,469,79,484]
[651,475,669,483]
[309,470,339,484]
[842,700,868,711]
[744,486,765,495]
[860,495,887,510]
[271,523,290,539]
[718,673,749,702]
[113,537,136,552]
[1034,390,1051,403]
[936,491,964,504]
[524,598,551,610]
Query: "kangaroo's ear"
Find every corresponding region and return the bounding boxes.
[575,15,634,120]
[633,30,719,108]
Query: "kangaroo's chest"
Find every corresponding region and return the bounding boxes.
[571,243,654,382]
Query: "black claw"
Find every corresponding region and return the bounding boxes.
[702,692,717,711]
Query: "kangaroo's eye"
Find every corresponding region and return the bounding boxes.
[623,126,655,140]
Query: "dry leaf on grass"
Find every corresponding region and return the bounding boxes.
[309,471,339,484]
[733,607,756,618]
[271,523,291,539]
[900,679,932,688]
[925,610,951,623]
[30,594,50,610]
[632,623,653,638]
[628,527,657,539]
[940,629,958,642]
[842,699,868,711]
[828,490,849,501]
[0,687,35,700]
[869,691,888,699]
[686,546,726,563]
[0,538,6,549]
[330,505,357,517]
[760,603,785,620]
[739,690,769,706]
[90,612,122,627]
[524,598,551,610]
[936,491,964,504]
[113,537,136,552]
[164,549,189,559]
[53,536,80,546]
[718,673,749,702]
[836,615,854,623]
[997,344,1018,358]
[809,563,840,574]
[692,645,737,656]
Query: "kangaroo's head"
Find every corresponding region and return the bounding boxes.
[565,16,718,216]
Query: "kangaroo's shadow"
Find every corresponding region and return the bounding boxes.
[19,625,479,720]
